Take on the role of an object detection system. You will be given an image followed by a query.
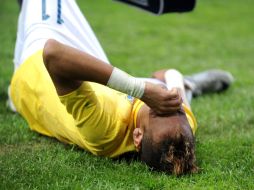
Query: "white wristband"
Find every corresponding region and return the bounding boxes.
[107,67,145,98]
[164,69,184,90]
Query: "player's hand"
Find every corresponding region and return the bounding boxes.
[141,82,182,115]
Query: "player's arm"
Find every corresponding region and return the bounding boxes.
[152,69,191,109]
[43,39,182,115]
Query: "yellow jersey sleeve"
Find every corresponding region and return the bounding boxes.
[10,50,83,145]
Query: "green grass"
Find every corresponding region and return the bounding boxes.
[1,0,254,189]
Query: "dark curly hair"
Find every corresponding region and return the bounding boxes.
[140,122,198,175]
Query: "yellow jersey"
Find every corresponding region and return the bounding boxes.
[10,50,143,157]
[59,82,144,157]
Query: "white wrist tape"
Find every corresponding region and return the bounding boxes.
[165,69,184,90]
[107,67,145,98]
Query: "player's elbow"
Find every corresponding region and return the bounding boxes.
[43,39,60,69]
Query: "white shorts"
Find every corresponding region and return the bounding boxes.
[14,0,109,70]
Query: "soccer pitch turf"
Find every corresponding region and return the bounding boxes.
[0,0,254,189]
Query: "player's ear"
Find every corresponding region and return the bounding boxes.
[133,128,143,151]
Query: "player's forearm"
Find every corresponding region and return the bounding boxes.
[43,39,113,85]
[43,39,145,98]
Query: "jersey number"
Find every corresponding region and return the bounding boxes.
[42,0,64,24]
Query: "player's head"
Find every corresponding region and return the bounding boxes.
[133,110,197,175]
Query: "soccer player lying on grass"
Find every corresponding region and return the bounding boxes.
[9,0,233,175]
